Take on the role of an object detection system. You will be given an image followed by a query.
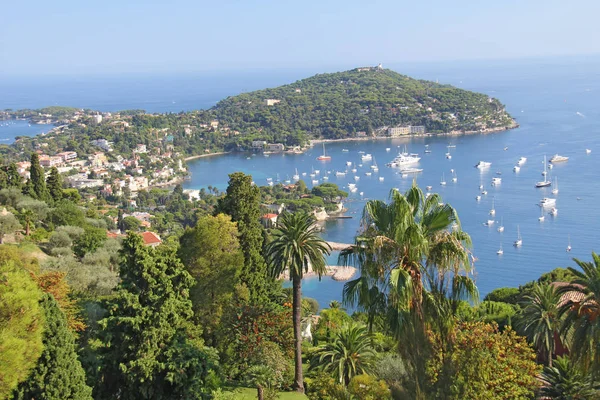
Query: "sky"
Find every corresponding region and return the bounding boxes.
[1,0,599,76]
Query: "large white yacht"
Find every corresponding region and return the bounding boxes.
[475,161,492,168]
[549,154,569,163]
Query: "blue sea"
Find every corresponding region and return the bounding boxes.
[2,56,599,309]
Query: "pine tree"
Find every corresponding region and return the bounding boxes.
[12,294,92,400]
[216,172,271,301]
[97,232,217,399]
[46,167,63,202]
[29,154,48,201]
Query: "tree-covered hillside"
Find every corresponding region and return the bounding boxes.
[213,67,515,139]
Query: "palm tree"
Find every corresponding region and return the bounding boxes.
[310,324,378,386]
[558,253,600,377]
[339,184,477,398]
[245,365,277,400]
[516,283,562,367]
[20,208,35,236]
[539,356,599,399]
[265,211,331,393]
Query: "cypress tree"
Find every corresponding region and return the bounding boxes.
[6,163,22,188]
[216,172,271,301]
[29,154,48,201]
[12,294,92,400]
[46,167,63,202]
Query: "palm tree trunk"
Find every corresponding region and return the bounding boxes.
[257,385,264,400]
[292,273,304,393]
[25,220,30,236]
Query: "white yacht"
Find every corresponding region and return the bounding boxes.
[322,176,329,181]
[518,157,527,165]
[388,153,421,167]
[540,198,557,207]
[361,153,372,161]
[550,154,569,163]
[552,177,559,195]
[446,153,452,159]
[586,149,592,154]
[492,177,502,185]
[475,161,492,168]
[365,172,372,176]
[489,197,496,215]
[514,225,523,247]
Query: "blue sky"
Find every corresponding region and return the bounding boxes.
[1,0,598,76]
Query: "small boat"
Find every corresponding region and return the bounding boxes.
[312,179,319,184]
[552,177,559,195]
[492,177,502,185]
[342,149,349,152]
[425,145,432,154]
[371,158,379,171]
[365,172,372,176]
[348,183,356,189]
[586,149,592,154]
[359,191,364,196]
[335,171,346,176]
[513,165,520,172]
[540,198,557,207]
[566,235,572,252]
[518,157,527,165]
[489,197,496,215]
[497,243,504,255]
[361,153,372,161]
[446,153,452,159]
[264,153,270,157]
[476,195,481,201]
[317,143,331,161]
[268,181,274,186]
[538,207,545,222]
[379,177,384,182]
[302,172,307,176]
[549,154,569,163]
[497,217,504,232]
[452,171,458,183]
[548,164,553,170]
[447,144,456,148]
[293,169,300,181]
[358,151,365,154]
[440,173,447,186]
[514,225,523,247]
[399,168,423,174]
[358,164,363,167]
[354,175,360,181]
[315,169,320,174]
[486,219,495,226]
[504,147,509,151]
[426,185,433,191]
[351,168,357,173]
[266,177,273,182]
[385,148,391,152]
[550,207,558,216]
[346,161,352,166]
[481,188,488,195]
[475,161,492,168]
[322,176,329,181]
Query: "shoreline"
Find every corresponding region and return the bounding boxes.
[279,265,357,282]
[184,151,230,161]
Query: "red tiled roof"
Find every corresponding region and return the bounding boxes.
[106,231,125,239]
[141,231,162,246]
[262,213,278,219]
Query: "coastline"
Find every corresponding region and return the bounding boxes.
[279,265,357,281]
[184,151,230,161]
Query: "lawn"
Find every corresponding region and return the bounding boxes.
[223,387,308,399]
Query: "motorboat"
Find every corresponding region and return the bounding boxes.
[518,157,527,165]
[486,219,495,226]
[492,177,502,185]
[489,197,496,215]
[385,148,391,152]
[426,185,433,191]
[346,161,353,166]
[322,176,329,181]
[361,153,373,161]
[475,161,492,168]
[388,153,420,167]
[335,171,346,176]
[354,175,360,181]
[567,235,572,252]
[446,153,452,159]
[550,207,558,216]
[365,172,372,176]
[342,149,349,152]
[312,179,319,184]
[540,197,557,207]
[549,154,569,163]
[513,165,520,172]
[476,195,481,201]
[379,177,384,181]
[586,149,592,154]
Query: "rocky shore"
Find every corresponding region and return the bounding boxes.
[279,265,357,281]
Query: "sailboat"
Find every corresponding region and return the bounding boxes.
[489,197,496,216]
[292,168,300,181]
[440,173,447,186]
[497,243,504,255]
[497,217,504,232]
[514,225,523,247]
[317,143,331,161]
[552,177,559,195]
[452,171,458,183]
[566,235,572,252]
[535,155,551,187]
[425,144,432,153]
[538,207,545,222]
[371,158,379,172]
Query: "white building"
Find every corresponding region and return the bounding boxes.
[264,99,281,106]
[93,114,103,124]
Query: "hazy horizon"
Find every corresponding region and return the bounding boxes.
[2,0,599,76]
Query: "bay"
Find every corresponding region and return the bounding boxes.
[0,120,54,144]
[183,60,600,307]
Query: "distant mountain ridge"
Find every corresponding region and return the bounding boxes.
[211,66,515,140]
